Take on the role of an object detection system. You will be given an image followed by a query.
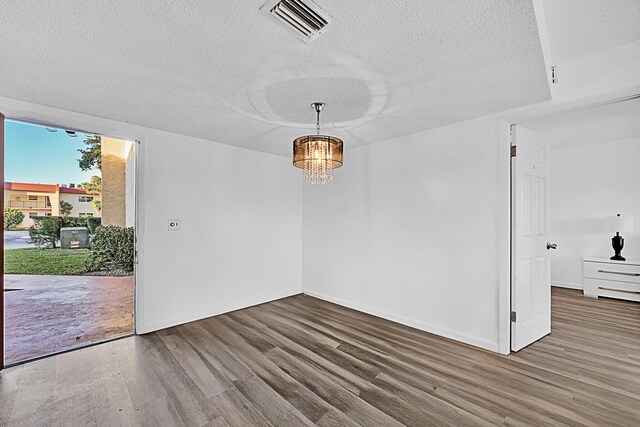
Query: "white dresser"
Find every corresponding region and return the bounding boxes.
[583,257,640,302]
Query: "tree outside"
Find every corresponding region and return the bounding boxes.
[59,200,73,216]
[80,175,102,214]
[78,135,101,171]
[80,175,101,193]
[4,208,25,230]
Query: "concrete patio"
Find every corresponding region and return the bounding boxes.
[4,274,134,365]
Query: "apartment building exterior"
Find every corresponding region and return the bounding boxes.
[4,182,101,228]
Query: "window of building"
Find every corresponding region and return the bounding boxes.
[45,213,52,217]
[79,196,94,202]
[28,195,38,201]
[79,213,94,218]
[29,212,38,218]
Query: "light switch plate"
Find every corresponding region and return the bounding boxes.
[168,219,181,231]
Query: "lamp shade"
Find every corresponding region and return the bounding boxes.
[293,134,343,184]
[605,215,634,233]
[293,135,343,169]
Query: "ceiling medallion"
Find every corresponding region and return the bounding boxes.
[292,102,343,184]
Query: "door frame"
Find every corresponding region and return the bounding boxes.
[0,113,140,370]
[1,113,5,371]
[505,94,639,354]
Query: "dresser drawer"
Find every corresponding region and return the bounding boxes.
[584,278,640,302]
[584,262,640,284]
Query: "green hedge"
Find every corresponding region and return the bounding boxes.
[86,226,134,273]
[28,216,102,248]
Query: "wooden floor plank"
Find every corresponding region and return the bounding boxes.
[1,288,638,426]
[209,388,273,427]
[232,375,315,426]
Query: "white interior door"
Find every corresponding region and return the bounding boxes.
[511,124,551,352]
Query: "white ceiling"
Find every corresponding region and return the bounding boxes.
[522,97,640,149]
[1,1,553,156]
[541,0,640,64]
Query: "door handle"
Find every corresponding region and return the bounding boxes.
[547,243,557,250]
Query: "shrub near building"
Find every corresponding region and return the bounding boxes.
[86,226,134,274]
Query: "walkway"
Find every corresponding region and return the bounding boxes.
[4,230,35,250]
[4,274,134,365]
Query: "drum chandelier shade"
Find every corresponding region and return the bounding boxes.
[292,102,343,184]
[292,134,343,170]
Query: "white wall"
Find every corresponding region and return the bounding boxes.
[550,138,640,289]
[302,116,511,353]
[552,40,640,103]
[0,97,303,334]
[136,130,303,333]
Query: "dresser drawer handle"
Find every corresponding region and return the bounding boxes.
[597,269,640,277]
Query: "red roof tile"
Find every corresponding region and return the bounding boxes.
[59,187,88,194]
[4,182,92,194]
[4,182,59,193]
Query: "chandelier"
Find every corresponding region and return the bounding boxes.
[292,102,343,184]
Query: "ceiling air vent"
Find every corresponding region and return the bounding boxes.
[260,0,335,43]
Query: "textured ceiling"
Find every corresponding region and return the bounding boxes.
[523,97,640,149]
[541,0,640,64]
[0,0,551,156]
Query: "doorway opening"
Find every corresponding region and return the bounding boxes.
[3,119,136,365]
[509,95,640,352]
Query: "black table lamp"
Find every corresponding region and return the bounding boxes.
[605,214,634,261]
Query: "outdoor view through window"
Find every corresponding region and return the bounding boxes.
[3,121,135,365]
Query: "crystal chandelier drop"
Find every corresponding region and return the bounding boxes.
[292,102,343,184]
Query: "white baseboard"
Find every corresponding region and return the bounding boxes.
[303,290,499,353]
[137,291,302,334]
[552,281,583,290]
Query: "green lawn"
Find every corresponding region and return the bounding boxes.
[4,248,90,275]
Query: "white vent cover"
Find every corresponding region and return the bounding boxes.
[260,0,335,43]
